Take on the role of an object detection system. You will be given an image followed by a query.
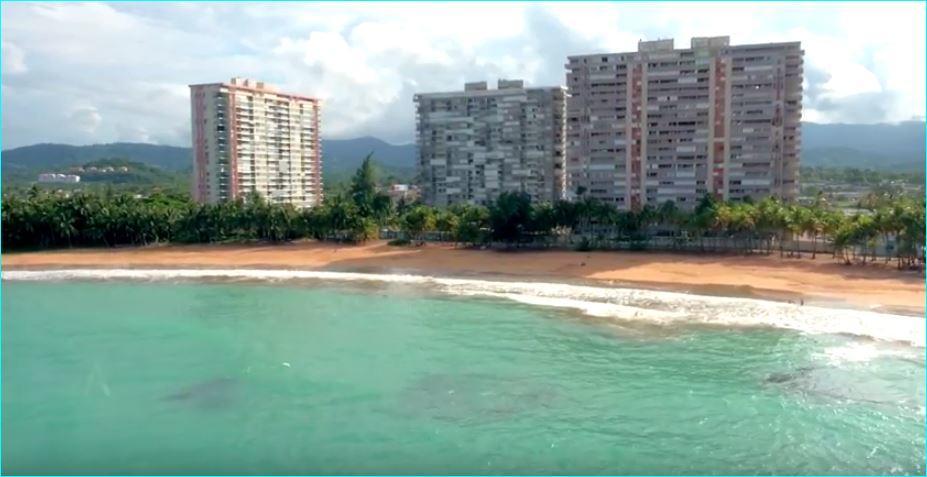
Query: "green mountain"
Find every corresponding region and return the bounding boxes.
[2,122,922,185]
[322,136,416,176]
[801,121,925,172]
[1,137,417,176]
[801,146,923,172]
[68,158,188,186]
[1,138,417,193]
[3,157,190,194]
[2,142,191,174]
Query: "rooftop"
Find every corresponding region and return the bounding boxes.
[189,77,319,102]
[415,79,565,98]
[568,36,801,60]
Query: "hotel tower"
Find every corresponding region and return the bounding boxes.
[189,78,322,208]
[414,79,566,206]
[565,37,803,209]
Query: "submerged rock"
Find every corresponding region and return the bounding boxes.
[400,372,558,422]
[764,366,814,385]
[162,377,238,410]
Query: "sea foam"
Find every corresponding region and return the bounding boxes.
[4,268,924,347]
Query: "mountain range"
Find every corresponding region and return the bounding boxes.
[1,137,416,177]
[2,122,923,183]
[801,121,924,171]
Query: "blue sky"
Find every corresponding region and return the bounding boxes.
[1,1,924,149]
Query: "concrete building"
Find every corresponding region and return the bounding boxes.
[189,77,322,208]
[386,183,421,204]
[565,36,803,209]
[414,79,566,206]
[38,173,80,184]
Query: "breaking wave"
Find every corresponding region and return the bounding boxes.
[4,268,924,347]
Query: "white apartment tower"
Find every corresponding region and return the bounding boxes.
[190,78,322,208]
[565,37,803,209]
[414,80,566,206]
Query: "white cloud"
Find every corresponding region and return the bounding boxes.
[1,41,27,74]
[115,124,151,143]
[69,106,102,134]
[1,2,924,149]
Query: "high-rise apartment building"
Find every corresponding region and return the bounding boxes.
[565,37,803,209]
[190,77,322,208]
[414,80,566,206]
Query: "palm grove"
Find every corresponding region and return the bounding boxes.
[3,157,924,270]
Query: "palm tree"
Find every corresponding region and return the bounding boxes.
[895,199,926,269]
[401,205,436,245]
[728,203,758,254]
[689,194,719,251]
[528,202,558,246]
[451,204,490,247]
[435,209,460,241]
[786,205,810,257]
[489,192,533,246]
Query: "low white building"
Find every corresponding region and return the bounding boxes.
[387,184,420,203]
[38,173,81,184]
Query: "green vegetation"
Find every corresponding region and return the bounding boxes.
[801,166,924,187]
[799,166,925,211]
[1,143,192,174]
[303,156,393,243]
[76,158,190,194]
[323,160,414,196]
[1,155,391,249]
[3,157,191,196]
[4,159,924,270]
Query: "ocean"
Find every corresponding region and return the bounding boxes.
[2,270,925,475]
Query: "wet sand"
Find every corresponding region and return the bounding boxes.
[3,241,924,315]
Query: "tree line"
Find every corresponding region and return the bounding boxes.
[800,166,924,187]
[3,158,924,270]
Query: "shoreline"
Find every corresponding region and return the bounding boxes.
[3,240,924,316]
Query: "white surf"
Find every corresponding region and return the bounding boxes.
[4,268,924,348]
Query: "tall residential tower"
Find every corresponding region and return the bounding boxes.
[190,78,322,208]
[565,37,803,209]
[414,80,566,206]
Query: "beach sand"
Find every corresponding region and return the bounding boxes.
[3,241,924,315]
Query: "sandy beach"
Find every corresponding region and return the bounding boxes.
[3,240,924,315]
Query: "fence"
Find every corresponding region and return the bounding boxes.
[377,227,920,260]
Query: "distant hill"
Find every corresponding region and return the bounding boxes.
[322,136,416,175]
[1,137,417,177]
[802,121,924,172]
[67,158,187,187]
[1,157,189,194]
[2,121,922,181]
[801,146,921,172]
[2,142,191,174]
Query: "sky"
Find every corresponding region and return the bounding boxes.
[1,1,925,149]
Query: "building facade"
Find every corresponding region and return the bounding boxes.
[414,80,566,206]
[565,37,803,209]
[189,78,322,208]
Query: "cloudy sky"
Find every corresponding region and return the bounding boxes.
[2,1,924,149]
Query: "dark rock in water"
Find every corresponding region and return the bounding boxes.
[400,372,558,422]
[764,365,917,407]
[163,377,238,410]
[764,366,814,384]
[764,372,793,384]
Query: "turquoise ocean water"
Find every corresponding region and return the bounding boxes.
[2,273,924,474]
